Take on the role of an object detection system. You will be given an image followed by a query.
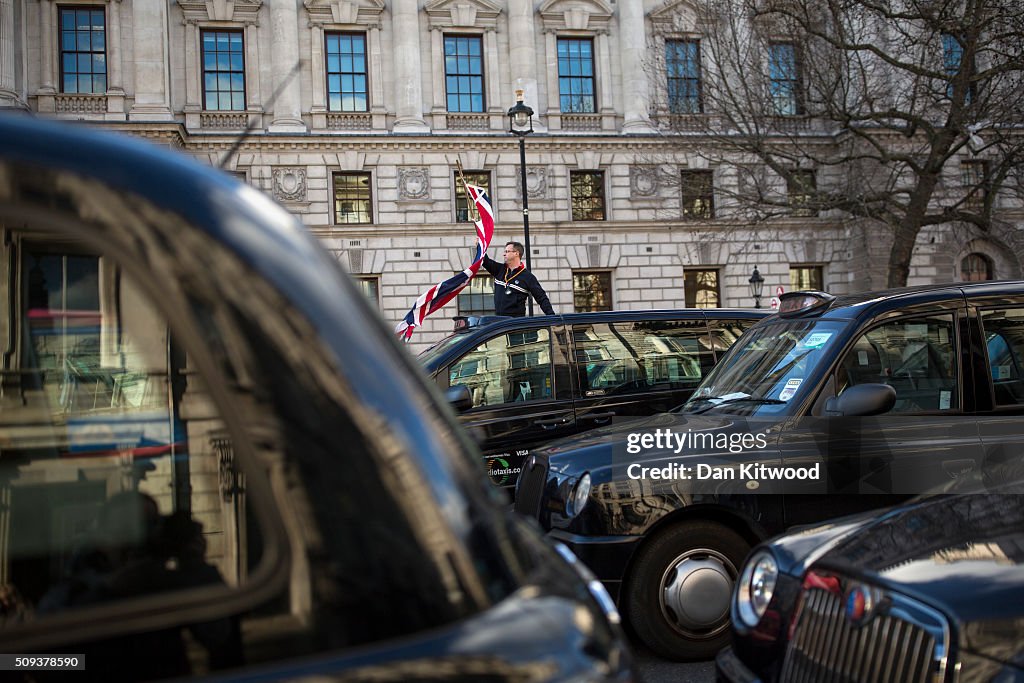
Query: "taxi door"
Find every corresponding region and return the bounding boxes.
[445,323,575,490]
[968,292,1024,487]
[782,300,984,526]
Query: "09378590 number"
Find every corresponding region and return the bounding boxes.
[2,655,84,671]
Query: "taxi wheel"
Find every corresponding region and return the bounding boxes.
[625,521,749,661]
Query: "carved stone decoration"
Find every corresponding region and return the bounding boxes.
[273,167,307,202]
[630,166,659,197]
[425,0,502,31]
[398,167,431,200]
[517,166,549,199]
[538,0,613,33]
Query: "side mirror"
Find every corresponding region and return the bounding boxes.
[825,383,896,417]
[445,384,473,412]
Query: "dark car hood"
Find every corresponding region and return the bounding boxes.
[814,493,1024,662]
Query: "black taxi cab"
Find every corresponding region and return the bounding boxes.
[0,116,630,680]
[718,481,1024,683]
[418,310,765,488]
[514,283,1024,661]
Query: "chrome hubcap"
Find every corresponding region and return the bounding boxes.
[660,549,736,637]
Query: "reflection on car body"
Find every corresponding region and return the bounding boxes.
[419,310,766,490]
[0,116,630,681]
[515,285,1024,661]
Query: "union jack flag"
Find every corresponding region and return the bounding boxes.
[395,184,494,341]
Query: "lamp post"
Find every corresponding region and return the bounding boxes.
[749,266,765,309]
[508,89,534,315]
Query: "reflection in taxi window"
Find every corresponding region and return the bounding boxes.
[448,328,552,406]
[840,315,958,412]
[572,321,713,397]
[981,308,1024,406]
[1,245,251,673]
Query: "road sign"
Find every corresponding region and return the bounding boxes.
[770,297,779,310]
[776,286,785,297]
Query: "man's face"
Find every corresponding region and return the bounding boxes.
[503,245,520,266]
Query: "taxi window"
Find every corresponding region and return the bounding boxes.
[980,308,1024,406]
[838,314,958,412]
[448,328,553,406]
[2,242,257,671]
[572,320,712,397]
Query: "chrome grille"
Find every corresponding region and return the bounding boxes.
[513,458,548,519]
[781,585,947,683]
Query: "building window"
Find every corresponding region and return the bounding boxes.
[457,274,494,316]
[962,160,988,211]
[681,170,714,219]
[333,172,373,224]
[570,171,606,221]
[788,170,817,217]
[455,172,490,223]
[558,38,596,113]
[325,33,368,112]
[961,253,994,282]
[790,265,823,291]
[666,39,702,114]
[355,276,380,306]
[573,271,613,312]
[202,30,245,111]
[444,35,484,113]
[684,269,720,308]
[59,7,106,94]
[768,42,802,116]
[942,32,975,102]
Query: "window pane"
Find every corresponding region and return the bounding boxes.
[334,173,373,224]
[684,270,720,308]
[570,171,606,221]
[573,272,612,312]
[449,328,553,407]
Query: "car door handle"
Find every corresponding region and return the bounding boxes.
[942,459,975,479]
[534,416,573,428]
[581,411,616,422]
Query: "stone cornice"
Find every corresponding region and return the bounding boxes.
[425,0,502,30]
[177,0,263,23]
[303,0,385,27]
[538,0,613,33]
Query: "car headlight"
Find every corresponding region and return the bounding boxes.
[565,472,591,518]
[736,550,778,628]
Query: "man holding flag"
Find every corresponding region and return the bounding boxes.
[481,242,554,317]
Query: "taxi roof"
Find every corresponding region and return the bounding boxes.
[786,280,1024,321]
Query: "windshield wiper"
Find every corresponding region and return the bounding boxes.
[687,395,787,414]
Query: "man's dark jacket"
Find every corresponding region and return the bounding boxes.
[481,255,555,317]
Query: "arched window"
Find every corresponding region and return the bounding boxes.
[961,252,994,281]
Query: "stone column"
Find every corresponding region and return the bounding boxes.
[544,30,560,126]
[0,0,19,106]
[183,21,200,110]
[429,27,445,117]
[245,22,261,110]
[508,0,545,128]
[368,24,386,127]
[268,0,305,132]
[619,0,653,132]
[129,0,173,120]
[391,0,428,132]
[39,0,55,93]
[106,0,123,92]
[309,23,325,111]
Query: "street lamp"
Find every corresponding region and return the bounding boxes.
[508,89,535,314]
[749,266,765,309]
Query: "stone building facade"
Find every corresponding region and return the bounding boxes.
[2,0,1022,351]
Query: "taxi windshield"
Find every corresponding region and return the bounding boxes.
[681,319,845,416]
[417,333,468,370]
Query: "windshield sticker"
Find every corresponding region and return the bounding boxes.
[857,350,869,366]
[939,390,951,410]
[803,332,832,349]
[998,365,1012,380]
[778,378,802,401]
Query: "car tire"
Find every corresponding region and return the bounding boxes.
[625,521,750,661]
